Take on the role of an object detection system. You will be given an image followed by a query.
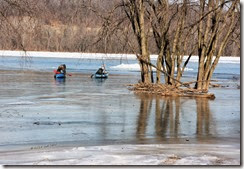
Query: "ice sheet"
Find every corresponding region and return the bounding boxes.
[0,144,240,165]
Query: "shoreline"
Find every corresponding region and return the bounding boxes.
[0,50,240,62]
[0,143,240,165]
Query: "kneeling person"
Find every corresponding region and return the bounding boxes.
[57,64,66,75]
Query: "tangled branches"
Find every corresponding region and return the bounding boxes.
[128,83,215,99]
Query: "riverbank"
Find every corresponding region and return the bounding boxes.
[0,50,240,62]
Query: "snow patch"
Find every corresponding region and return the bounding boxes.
[110,63,140,71]
[6,101,35,105]
[173,156,219,165]
[110,63,194,71]
[0,144,239,165]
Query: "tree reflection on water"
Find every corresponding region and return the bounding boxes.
[135,93,213,142]
[196,98,211,138]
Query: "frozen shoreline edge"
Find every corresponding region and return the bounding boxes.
[0,50,240,62]
[0,143,240,165]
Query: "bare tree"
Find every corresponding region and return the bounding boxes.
[122,0,153,83]
[195,0,240,91]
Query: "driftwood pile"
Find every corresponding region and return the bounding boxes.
[128,83,215,99]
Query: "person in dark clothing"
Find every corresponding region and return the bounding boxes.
[96,64,106,75]
[56,64,66,75]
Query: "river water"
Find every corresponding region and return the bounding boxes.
[0,54,240,164]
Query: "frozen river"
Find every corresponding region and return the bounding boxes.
[0,51,240,165]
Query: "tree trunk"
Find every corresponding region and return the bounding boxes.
[203,0,239,90]
[206,4,238,89]
[138,0,150,83]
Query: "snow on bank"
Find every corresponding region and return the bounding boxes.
[0,50,240,64]
[185,56,240,64]
[0,50,139,60]
[0,144,239,165]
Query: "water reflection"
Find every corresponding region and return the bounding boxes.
[54,78,66,85]
[154,97,181,139]
[92,78,107,86]
[136,95,152,139]
[52,78,66,92]
[136,94,213,141]
[196,98,211,138]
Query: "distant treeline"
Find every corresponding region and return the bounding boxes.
[0,0,240,56]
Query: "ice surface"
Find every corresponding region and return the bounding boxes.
[0,144,240,165]
[0,50,240,64]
